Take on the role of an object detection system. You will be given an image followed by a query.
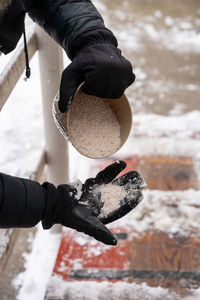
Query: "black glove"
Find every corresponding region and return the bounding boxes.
[80,161,145,225]
[42,161,145,246]
[58,43,135,112]
[42,180,117,246]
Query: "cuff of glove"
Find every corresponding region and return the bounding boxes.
[42,182,58,229]
[68,28,118,60]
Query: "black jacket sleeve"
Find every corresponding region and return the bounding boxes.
[0,172,46,228]
[22,0,117,59]
[0,0,117,58]
[0,0,25,54]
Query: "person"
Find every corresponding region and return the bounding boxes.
[0,0,139,246]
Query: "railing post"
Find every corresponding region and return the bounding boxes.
[36,27,69,187]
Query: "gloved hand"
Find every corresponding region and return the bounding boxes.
[42,180,117,246]
[80,161,145,224]
[58,44,135,112]
[42,161,145,245]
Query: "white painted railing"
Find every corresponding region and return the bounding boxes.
[0,25,69,270]
[0,25,69,185]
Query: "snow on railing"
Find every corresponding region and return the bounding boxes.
[0,28,36,111]
[0,23,69,264]
[0,24,69,185]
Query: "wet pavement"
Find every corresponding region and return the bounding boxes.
[95,0,200,115]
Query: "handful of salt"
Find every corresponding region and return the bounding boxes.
[73,170,146,224]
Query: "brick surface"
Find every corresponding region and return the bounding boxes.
[130,231,200,289]
[95,155,199,190]
[53,227,132,282]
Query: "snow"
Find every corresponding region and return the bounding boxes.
[133,111,200,139]
[0,229,12,259]
[94,0,200,54]
[13,224,61,300]
[0,52,44,177]
[108,189,200,237]
[46,275,200,300]
[74,231,111,257]
[113,111,200,160]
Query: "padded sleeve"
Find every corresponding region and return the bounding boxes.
[22,0,116,59]
[0,172,46,228]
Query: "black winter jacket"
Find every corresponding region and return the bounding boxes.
[0,172,46,228]
[0,0,117,228]
[0,0,117,58]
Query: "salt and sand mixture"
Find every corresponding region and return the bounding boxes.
[97,178,145,218]
[68,91,121,158]
[70,174,145,219]
[97,183,127,218]
[71,180,128,217]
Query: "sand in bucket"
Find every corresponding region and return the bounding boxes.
[53,88,132,159]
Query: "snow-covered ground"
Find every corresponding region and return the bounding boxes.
[46,277,200,300]
[0,1,200,299]
[13,225,61,300]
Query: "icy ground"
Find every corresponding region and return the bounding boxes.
[0,0,200,299]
